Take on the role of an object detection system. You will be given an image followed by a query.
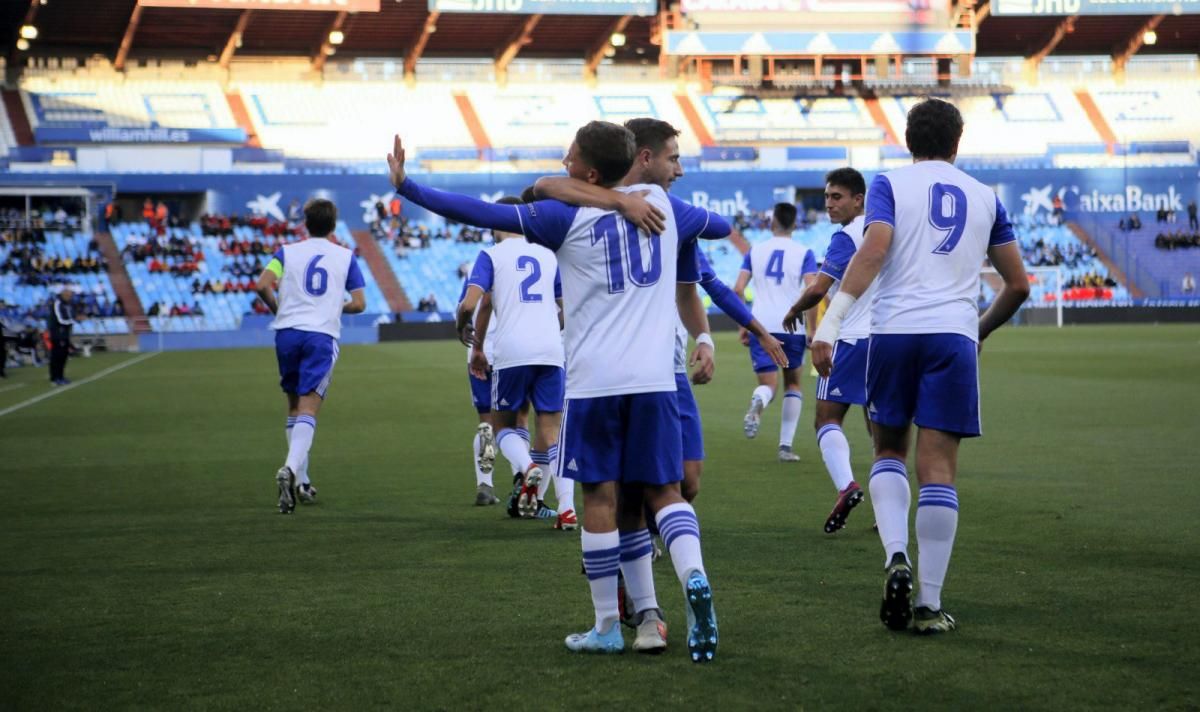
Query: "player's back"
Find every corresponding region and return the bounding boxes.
[868,160,1011,340]
[520,183,687,399]
[747,237,816,333]
[484,237,563,369]
[272,238,356,339]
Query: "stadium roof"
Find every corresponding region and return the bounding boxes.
[2,0,1197,65]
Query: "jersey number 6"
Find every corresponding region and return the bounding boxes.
[304,255,329,297]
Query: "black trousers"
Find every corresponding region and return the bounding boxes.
[50,337,70,381]
[0,334,6,376]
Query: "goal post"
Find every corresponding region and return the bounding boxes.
[981,266,1063,328]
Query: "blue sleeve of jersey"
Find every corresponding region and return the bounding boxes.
[701,270,754,328]
[801,249,818,276]
[740,251,752,273]
[514,200,580,251]
[345,257,366,291]
[466,251,494,292]
[457,281,468,302]
[819,232,857,281]
[553,268,562,299]
[273,248,284,265]
[865,174,896,228]
[669,194,730,241]
[677,236,701,283]
[697,250,717,282]
[989,195,1017,247]
[396,177,523,233]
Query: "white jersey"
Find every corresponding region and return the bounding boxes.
[467,237,564,370]
[270,238,364,339]
[517,183,703,399]
[742,236,818,334]
[866,161,1016,341]
[818,215,874,340]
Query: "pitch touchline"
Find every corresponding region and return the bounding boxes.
[0,383,28,394]
[0,351,160,418]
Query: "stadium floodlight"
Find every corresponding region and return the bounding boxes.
[329,30,345,45]
[20,25,39,40]
[1142,29,1157,45]
[611,32,627,47]
[16,38,30,51]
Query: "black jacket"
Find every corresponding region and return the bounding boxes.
[48,297,75,340]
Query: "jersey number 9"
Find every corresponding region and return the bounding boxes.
[928,183,968,255]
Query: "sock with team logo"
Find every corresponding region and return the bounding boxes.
[531,450,551,500]
[869,458,911,566]
[285,415,316,477]
[473,431,491,487]
[619,529,658,615]
[656,502,707,588]
[752,385,774,409]
[497,428,533,474]
[779,390,803,448]
[915,484,959,611]
[581,529,621,632]
[817,423,855,491]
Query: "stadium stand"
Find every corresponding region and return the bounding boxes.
[20,77,239,134]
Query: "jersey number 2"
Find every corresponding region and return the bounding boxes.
[592,215,662,294]
[765,250,785,284]
[516,255,543,303]
[928,183,968,255]
[304,255,328,296]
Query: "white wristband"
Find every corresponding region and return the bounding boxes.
[695,332,715,351]
[813,291,857,345]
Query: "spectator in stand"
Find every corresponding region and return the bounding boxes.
[1156,208,1167,224]
[1184,273,1196,295]
[417,293,438,313]
[142,199,155,223]
[1189,201,1198,232]
[1052,195,1064,225]
[1130,213,1142,231]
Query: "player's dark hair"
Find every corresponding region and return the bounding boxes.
[304,198,337,237]
[905,98,964,160]
[824,167,866,197]
[495,195,524,206]
[574,121,636,186]
[773,202,798,231]
[519,186,538,203]
[623,118,681,154]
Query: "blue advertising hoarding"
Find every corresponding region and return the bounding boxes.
[993,0,1200,15]
[428,0,655,14]
[35,127,248,144]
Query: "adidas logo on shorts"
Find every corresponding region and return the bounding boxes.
[567,459,579,472]
[499,398,509,406]
[830,387,842,397]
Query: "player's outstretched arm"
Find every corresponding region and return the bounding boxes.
[387,135,523,234]
[343,288,366,314]
[812,222,892,377]
[783,272,833,334]
[979,240,1031,345]
[533,177,665,235]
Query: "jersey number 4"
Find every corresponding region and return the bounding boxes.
[516,255,543,303]
[928,183,968,255]
[765,250,785,284]
[592,214,662,294]
[304,255,328,297]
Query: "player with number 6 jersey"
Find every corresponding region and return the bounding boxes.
[255,198,367,514]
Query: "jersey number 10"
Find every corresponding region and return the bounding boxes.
[928,183,968,255]
[592,215,662,294]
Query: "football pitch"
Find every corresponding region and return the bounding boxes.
[1,324,1196,710]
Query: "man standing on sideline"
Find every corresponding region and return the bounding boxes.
[48,287,76,385]
[812,98,1030,634]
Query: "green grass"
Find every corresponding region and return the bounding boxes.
[1,324,1197,710]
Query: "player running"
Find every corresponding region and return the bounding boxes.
[812,98,1030,634]
[255,198,366,514]
[782,167,871,534]
[733,203,818,462]
[388,122,721,662]
[456,196,574,526]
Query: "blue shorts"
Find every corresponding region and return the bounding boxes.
[493,364,564,413]
[468,366,491,414]
[676,372,704,462]
[275,328,339,397]
[749,332,807,373]
[867,333,981,438]
[557,391,682,485]
[816,337,870,406]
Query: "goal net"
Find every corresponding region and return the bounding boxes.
[980,266,1063,328]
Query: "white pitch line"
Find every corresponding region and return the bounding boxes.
[0,383,28,394]
[0,351,160,418]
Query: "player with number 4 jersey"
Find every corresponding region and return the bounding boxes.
[255,199,366,514]
[733,203,818,462]
[811,99,1029,635]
